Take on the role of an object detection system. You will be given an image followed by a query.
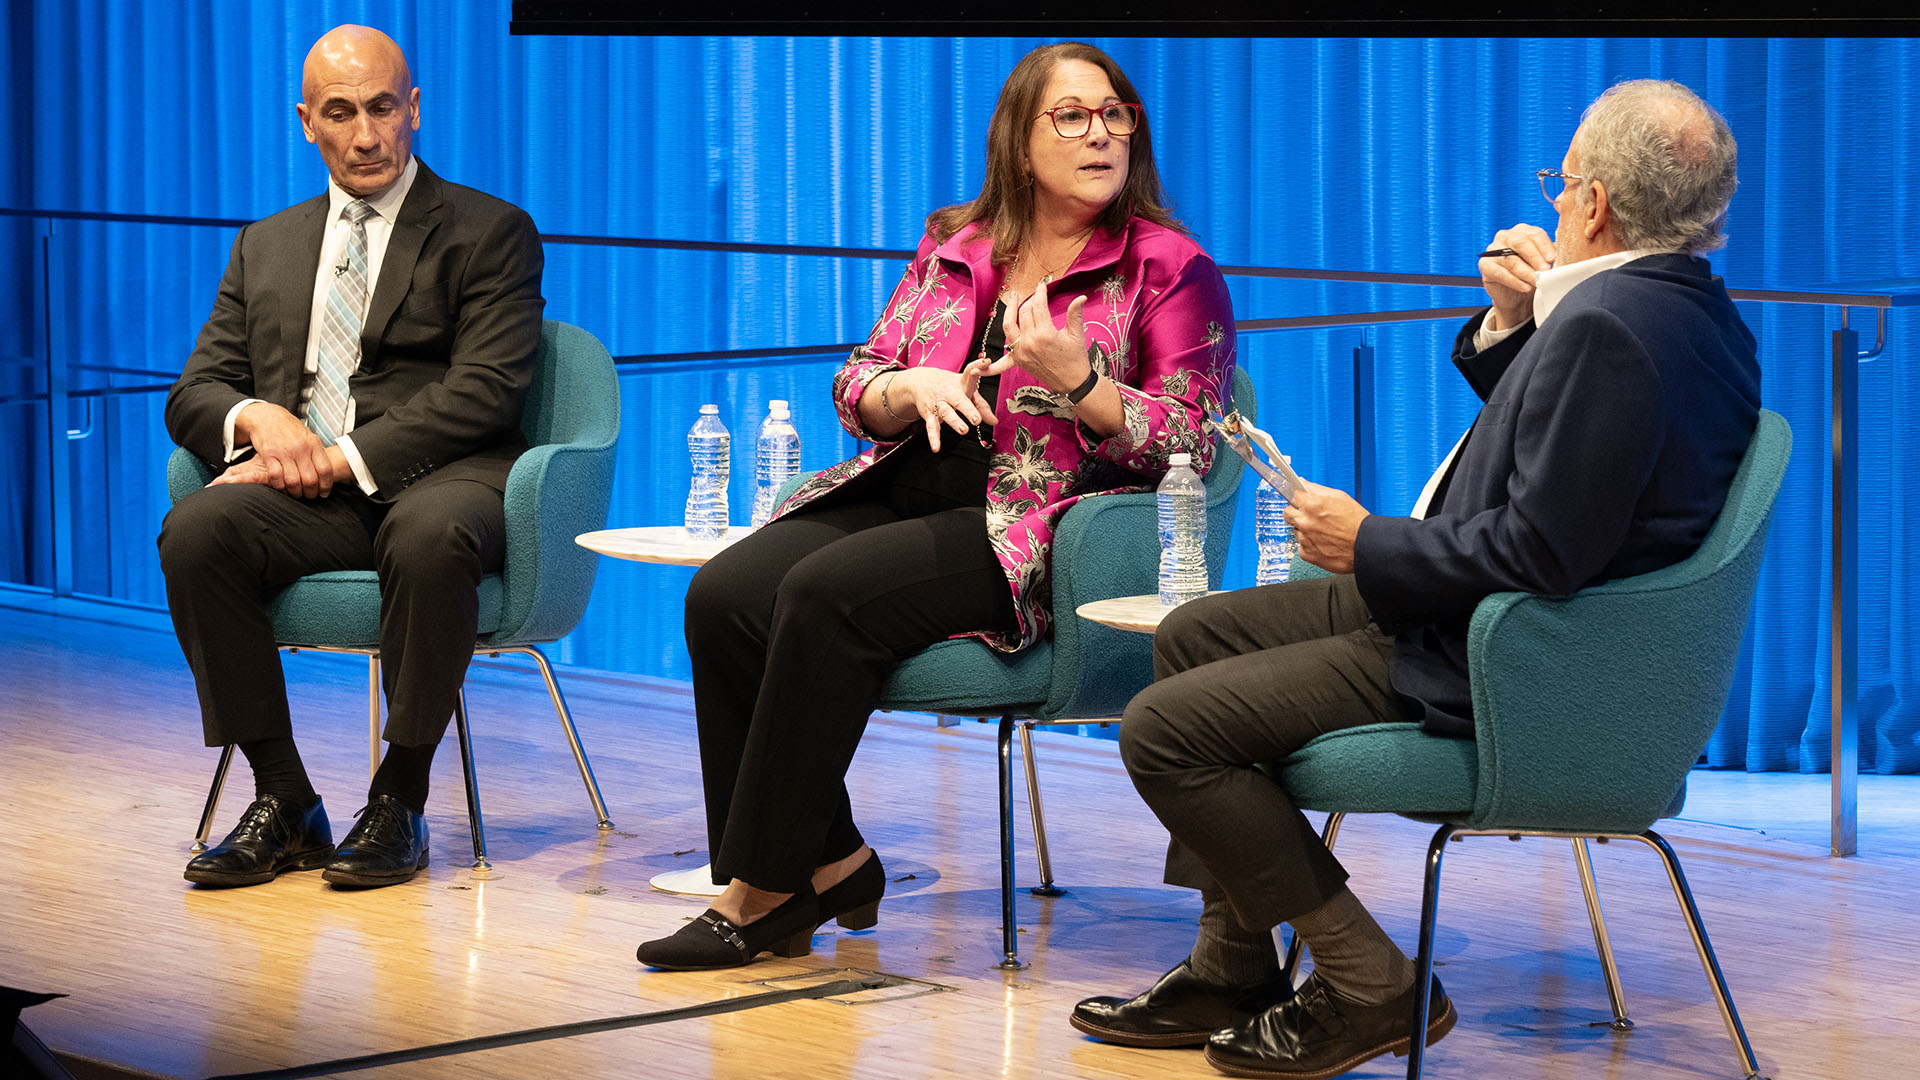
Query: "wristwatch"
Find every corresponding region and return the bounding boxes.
[1066,368,1101,405]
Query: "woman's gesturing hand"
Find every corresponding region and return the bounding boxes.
[893,363,997,453]
[987,278,1092,392]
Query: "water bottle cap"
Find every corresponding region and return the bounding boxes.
[769,400,790,419]
[700,403,719,414]
[1169,452,1191,466]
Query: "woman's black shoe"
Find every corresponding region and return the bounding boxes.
[815,851,885,932]
[636,890,821,971]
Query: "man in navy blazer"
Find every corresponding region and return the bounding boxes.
[1074,81,1760,1079]
[159,25,543,890]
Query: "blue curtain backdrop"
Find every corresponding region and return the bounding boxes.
[2,2,1915,773]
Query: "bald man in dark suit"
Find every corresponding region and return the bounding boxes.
[160,24,543,890]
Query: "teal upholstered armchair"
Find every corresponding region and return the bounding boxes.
[1274,408,1789,1079]
[169,319,622,870]
[777,367,1255,968]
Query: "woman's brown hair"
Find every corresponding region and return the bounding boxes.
[925,42,1184,267]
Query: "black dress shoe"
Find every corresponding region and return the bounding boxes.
[816,851,885,932]
[321,794,428,888]
[1203,971,1456,1080]
[636,890,821,971]
[1071,960,1297,1049]
[185,794,335,887]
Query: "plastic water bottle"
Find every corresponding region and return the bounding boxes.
[751,399,802,528]
[1254,471,1295,586]
[685,404,730,539]
[1157,452,1208,606]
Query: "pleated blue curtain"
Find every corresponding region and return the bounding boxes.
[2,2,1915,773]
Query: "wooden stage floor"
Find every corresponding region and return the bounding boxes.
[2,601,1917,1079]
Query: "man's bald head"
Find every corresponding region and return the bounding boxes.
[296,25,420,199]
[302,25,412,103]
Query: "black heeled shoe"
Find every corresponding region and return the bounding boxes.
[636,890,821,971]
[815,851,885,932]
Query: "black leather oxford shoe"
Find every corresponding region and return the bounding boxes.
[321,794,429,888]
[1070,960,1297,1049]
[185,794,335,887]
[1203,971,1455,1080]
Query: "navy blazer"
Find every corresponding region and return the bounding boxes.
[166,160,545,498]
[1354,253,1762,737]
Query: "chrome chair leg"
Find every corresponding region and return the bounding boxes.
[996,713,1025,970]
[1018,719,1062,897]
[200,643,612,862]
[1630,830,1769,1080]
[366,654,382,778]
[499,645,613,830]
[1406,823,1457,1080]
[1571,837,1633,1029]
[193,745,236,850]
[452,688,489,871]
[1320,811,1347,854]
[1281,811,1347,984]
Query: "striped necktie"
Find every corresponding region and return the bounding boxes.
[304,199,377,445]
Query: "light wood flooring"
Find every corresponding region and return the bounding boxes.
[1,600,1917,1079]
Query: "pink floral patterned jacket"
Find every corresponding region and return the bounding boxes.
[776,217,1237,652]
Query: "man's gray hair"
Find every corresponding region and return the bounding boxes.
[1574,80,1739,256]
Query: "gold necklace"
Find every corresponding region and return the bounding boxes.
[1017,228,1094,288]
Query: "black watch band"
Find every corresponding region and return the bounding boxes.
[1066,368,1101,405]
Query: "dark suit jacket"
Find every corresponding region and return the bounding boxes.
[165,160,545,497]
[1354,253,1762,737]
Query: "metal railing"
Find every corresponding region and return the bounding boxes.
[4,204,1914,854]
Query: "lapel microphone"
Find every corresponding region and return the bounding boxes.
[334,263,349,276]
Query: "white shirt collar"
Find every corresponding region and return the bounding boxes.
[325,155,418,224]
[1532,247,1675,327]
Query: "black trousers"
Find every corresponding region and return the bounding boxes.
[156,477,507,749]
[1118,574,1417,931]
[684,498,1017,893]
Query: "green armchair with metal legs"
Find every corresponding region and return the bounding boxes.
[771,366,1256,969]
[1272,408,1788,1079]
[168,319,622,870]
[881,367,1256,969]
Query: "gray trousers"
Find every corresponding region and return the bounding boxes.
[1118,574,1415,932]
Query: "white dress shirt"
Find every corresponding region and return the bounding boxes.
[221,156,421,495]
[1469,247,1672,353]
[1408,248,1674,519]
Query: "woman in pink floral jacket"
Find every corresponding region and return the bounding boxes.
[638,42,1237,972]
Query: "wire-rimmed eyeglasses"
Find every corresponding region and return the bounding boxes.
[1538,168,1586,204]
[1035,102,1142,139]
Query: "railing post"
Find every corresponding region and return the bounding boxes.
[1352,341,1376,508]
[41,219,74,598]
[1830,324,1857,856]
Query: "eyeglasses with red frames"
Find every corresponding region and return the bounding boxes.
[1035,102,1142,139]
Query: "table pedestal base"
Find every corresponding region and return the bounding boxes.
[650,863,726,896]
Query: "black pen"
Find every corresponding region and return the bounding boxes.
[1478,247,1519,259]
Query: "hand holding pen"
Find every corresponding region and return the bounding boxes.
[1477,224,1556,331]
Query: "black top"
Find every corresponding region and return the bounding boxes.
[884,300,1007,517]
